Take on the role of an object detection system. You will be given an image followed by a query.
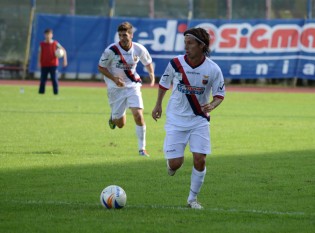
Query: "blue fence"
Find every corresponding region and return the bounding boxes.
[29,14,315,80]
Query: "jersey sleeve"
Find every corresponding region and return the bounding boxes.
[139,46,152,66]
[211,65,225,99]
[56,41,62,48]
[98,48,114,68]
[159,62,174,90]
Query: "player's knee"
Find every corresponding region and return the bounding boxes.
[116,122,125,128]
[114,116,126,128]
[193,155,206,171]
[168,158,184,170]
[134,115,144,125]
[114,120,125,128]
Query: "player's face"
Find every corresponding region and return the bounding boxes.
[118,30,133,50]
[184,36,203,60]
[44,32,53,41]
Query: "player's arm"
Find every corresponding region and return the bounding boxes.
[57,43,67,67]
[98,49,124,87]
[145,63,155,87]
[152,86,167,121]
[201,96,224,113]
[98,65,125,87]
[61,47,67,67]
[202,69,225,113]
[152,62,174,121]
[139,46,155,86]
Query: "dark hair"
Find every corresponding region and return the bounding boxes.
[117,22,133,34]
[184,27,211,56]
[44,28,53,34]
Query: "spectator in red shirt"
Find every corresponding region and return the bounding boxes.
[38,28,67,95]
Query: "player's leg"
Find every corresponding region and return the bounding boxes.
[50,66,58,95]
[167,157,184,176]
[112,115,126,128]
[130,107,148,156]
[164,129,189,175]
[127,87,148,156]
[39,67,49,94]
[187,126,210,209]
[130,107,145,126]
[187,153,206,209]
[107,88,127,129]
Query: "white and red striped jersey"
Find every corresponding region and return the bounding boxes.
[98,42,152,89]
[159,55,225,130]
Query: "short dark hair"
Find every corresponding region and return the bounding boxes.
[184,27,211,56]
[117,22,133,34]
[44,28,53,34]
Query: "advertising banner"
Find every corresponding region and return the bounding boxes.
[29,14,315,80]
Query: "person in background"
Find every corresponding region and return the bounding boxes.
[152,27,225,209]
[38,28,67,95]
[98,22,155,157]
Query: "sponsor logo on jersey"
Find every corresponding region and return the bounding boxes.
[116,62,134,70]
[186,71,200,75]
[177,84,205,95]
[217,82,225,92]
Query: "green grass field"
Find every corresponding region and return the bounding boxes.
[0,84,314,233]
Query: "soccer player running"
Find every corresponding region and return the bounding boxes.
[98,22,155,157]
[152,27,225,209]
[38,28,67,95]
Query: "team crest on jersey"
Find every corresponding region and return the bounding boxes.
[114,55,121,61]
[175,72,182,81]
[133,56,139,62]
[202,75,209,85]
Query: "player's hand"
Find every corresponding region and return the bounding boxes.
[114,77,125,87]
[201,103,215,113]
[152,105,162,121]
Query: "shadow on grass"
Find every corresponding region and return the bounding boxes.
[1,149,314,233]
[1,148,314,212]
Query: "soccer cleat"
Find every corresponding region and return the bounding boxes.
[187,200,203,209]
[108,116,116,129]
[139,149,150,157]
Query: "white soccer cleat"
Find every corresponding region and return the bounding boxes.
[187,200,203,209]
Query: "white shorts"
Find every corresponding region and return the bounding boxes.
[163,126,211,159]
[107,86,143,119]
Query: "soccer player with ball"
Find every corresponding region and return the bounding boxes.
[38,28,67,95]
[98,22,155,157]
[152,27,225,209]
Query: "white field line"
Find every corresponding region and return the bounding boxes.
[5,199,313,217]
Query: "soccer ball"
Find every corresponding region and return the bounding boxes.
[100,185,127,209]
[55,48,64,58]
